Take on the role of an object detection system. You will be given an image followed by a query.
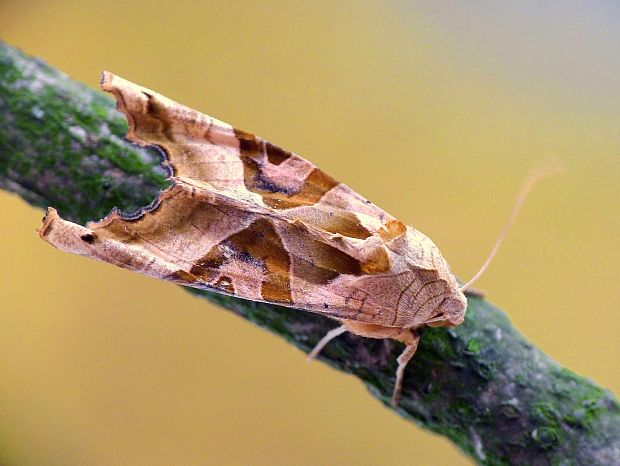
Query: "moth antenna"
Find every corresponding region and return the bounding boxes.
[459,158,564,293]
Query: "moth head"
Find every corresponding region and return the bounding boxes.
[390,226,466,328]
[422,289,467,328]
[397,255,467,328]
[416,159,563,328]
[418,263,467,328]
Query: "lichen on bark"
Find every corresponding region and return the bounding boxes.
[0,42,168,223]
[1,41,618,466]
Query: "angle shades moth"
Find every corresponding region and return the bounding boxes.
[39,72,557,406]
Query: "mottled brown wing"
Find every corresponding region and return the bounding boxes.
[39,73,411,325]
[39,180,398,323]
[101,72,396,239]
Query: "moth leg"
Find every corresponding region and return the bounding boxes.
[391,329,420,407]
[306,324,347,362]
[338,321,420,406]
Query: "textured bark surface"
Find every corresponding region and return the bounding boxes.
[1,41,618,465]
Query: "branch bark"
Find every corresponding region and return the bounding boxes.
[1,41,618,465]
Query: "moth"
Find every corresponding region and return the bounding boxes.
[39,72,556,406]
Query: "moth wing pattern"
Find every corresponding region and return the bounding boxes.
[101,72,391,231]
[38,189,352,321]
[40,72,419,326]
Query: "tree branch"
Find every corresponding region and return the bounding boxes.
[1,41,618,465]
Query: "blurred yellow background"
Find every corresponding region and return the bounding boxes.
[1,2,618,465]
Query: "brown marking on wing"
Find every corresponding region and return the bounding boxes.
[265,142,291,165]
[284,223,363,284]
[168,269,198,283]
[360,246,391,274]
[80,233,97,244]
[253,168,339,210]
[290,208,372,240]
[241,219,291,303]
[322,212,372,239]
[379,219,407,241]
[140,91,174,140]
[215,276,235,294]
[190,248,224,280]
[272,168,338,209]
[235,128,261,156]
[294,257,340,285]
[233,129,292,166]
[191,218,292,303]
[235,126,338,210]
[111,86,173,145]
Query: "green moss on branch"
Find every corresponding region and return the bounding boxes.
[1,41,618,466]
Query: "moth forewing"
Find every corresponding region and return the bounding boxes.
[40,71,551,407]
